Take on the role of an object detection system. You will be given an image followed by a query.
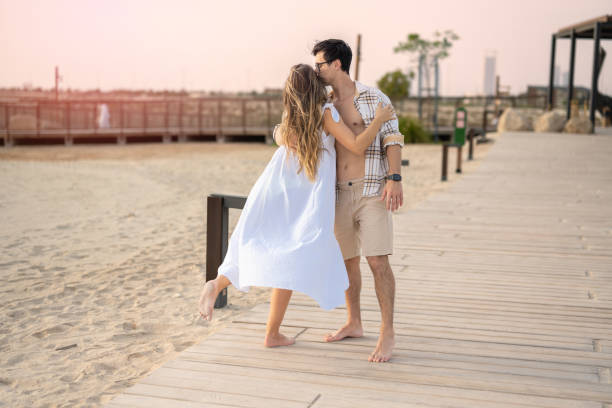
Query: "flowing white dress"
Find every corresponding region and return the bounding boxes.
[218,104,348,310]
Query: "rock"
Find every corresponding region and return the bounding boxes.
[563,116,593,134]
[534,110,566,133]
[497,108,532,132]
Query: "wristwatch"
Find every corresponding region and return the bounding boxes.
[386,174,402,182]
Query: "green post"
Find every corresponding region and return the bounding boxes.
[453,107,467,146]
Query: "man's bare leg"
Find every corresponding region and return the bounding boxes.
[366,255,395,362]
[198,275,231,321]
[264,288,295,347]
[325,256,364,342]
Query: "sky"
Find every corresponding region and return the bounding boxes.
[1,0,611,96]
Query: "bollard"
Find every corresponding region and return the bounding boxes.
[468,128,474,160]
[456,146,462,173]
[441,145,448,181]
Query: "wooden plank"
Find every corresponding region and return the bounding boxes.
[155,364,602,408]
[238,309,612,341]
[188,338,600,382]
[169,356,612,403]
[123,383,307,408]
[210,325,603,373]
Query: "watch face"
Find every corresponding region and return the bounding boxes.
[388,174,401,181]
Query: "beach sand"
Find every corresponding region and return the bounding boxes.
[0,137,495,407]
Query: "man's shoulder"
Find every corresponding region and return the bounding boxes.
[356,81,391,103]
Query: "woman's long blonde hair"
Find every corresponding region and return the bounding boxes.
[277,64,327,182]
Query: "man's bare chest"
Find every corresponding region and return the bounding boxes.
[334,100,365,134]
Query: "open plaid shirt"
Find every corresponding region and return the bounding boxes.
[329,81,404,197]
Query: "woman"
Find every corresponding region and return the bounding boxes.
[198,64,393,347]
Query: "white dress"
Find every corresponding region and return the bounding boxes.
[218,104,348,310]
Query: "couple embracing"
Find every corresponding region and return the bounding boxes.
[199,39,404,363]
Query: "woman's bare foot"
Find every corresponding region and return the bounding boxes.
[324,321,363,342]
[368,330,395,363]
[264,332,295,347]
[198,281,217,321]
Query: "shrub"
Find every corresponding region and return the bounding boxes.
[397,116,433,143]
[377,70,412,102]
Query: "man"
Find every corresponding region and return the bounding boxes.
[313,39,404,363]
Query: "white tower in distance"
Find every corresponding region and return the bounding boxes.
[483,51,497,96]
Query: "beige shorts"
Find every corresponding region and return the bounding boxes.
[335,178,393,260]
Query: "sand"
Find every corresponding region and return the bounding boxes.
[0,137,495,407]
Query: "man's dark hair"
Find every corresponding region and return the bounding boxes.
[312,39,352,74]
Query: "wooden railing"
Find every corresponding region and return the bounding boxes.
[0,96,281,146]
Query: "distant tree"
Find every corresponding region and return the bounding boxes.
[393,30,459,62]
[393,30,459,97]
[377,70,414,101]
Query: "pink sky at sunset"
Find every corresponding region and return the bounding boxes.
[1,0,611,96]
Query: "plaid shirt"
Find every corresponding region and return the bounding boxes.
[329,81,404,197]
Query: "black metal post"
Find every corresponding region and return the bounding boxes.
[482,109,489,137]
[567,30,576,120]
[547,34,556,110]
[468,129,474,161]
[456,146,462,173]
[441,144,448,181]
[590,23,601,133]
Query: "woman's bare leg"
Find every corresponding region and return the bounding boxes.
[264,288,295,347]
[198,275,231,321]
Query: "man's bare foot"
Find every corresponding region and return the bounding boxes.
[368,330,395,362]
[264,332,295,347]
[198,281,217,321]
[324,321,363,342]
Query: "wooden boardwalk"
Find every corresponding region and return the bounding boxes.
[106,132,612,408]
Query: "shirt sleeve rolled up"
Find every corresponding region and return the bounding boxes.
[377,92,404,149]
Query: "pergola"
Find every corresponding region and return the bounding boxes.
[547,15,612,132]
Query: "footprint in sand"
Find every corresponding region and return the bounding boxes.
[6,354,26,366]
[91,362,117,374]
[127,351,151,361]
[0,377,13,386]
[7,310,27,319]
[31,324,71,339]
[121,321,138,331]
[172,340,195,352]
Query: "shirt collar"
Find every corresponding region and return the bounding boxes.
[328,81,368,101]
[354,81,368,98]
